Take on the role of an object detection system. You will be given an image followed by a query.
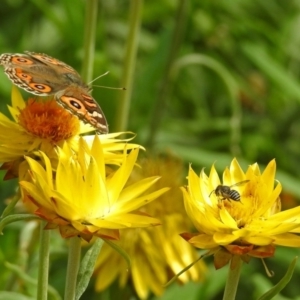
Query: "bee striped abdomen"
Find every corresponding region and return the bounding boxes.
[229,190,241,201]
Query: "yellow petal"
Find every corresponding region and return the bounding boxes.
[90,214,161,229]
[214,232,237,245]
[107,148,139,204]
[119,176,161,202]
[188,234,218,248]
[243,236,274,246]
[219,206,238,229]
[117,187,170,214]
[273,233,300,247]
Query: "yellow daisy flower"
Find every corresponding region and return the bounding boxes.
[19,136,169,242]
[181,158,300,269]
[0,87,141,179]
[95,156,206,299]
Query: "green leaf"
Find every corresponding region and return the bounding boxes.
[0,292,34,300]
[258,257,298,300]
[0,214,39,234]
[172,54,239,102]
[4,262,62,300]
[242,44,300,102]
[153,282,200,300]
[75,238,104,300]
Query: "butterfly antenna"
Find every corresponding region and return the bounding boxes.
[92,85,126,90]
[88,71,110,84]
[89,72,126,90]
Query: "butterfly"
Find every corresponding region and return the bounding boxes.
[0,51,108,133]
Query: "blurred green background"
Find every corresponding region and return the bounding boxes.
[1,0,300,299]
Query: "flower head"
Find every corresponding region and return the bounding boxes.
[19,136,169,241]
[181,158,300,269]
[0,87,142,179]
[95,156,206,299]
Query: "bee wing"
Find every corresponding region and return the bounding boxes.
[230,180,250,188]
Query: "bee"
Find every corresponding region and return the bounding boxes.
[209,180,250,202]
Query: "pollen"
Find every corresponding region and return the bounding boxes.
[18,98,80,142]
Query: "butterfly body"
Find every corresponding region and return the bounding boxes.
[0,51,108,133]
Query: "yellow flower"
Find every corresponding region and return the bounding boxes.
[95,156,206,299]
[19,136,169,242]
[181,158,300,269]
[0,87,141,179]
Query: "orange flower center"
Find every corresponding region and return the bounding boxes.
[18,98,80,142]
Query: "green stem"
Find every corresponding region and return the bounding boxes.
[82,0,98,83]
[114,0,143,132]
[36,221,50,300]
[64,236,82,300]
[223,256,242,300]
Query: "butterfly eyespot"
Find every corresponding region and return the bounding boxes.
[11,57,33,65]
[15,69,32,82]
[20,73,29,78]
[70,100,82,109]
[29,83,52,93]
